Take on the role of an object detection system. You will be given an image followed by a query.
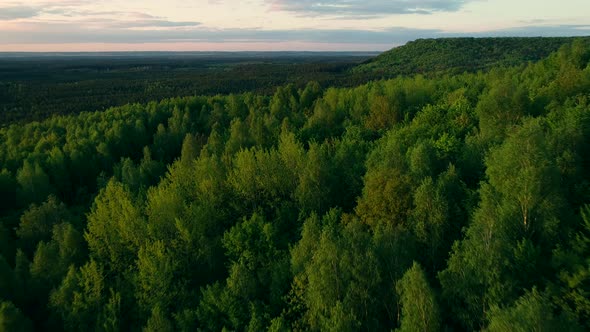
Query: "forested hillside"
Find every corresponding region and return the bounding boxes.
[355,37,589,77]
[1,39,590,331]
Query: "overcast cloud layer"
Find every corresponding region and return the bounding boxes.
[0,0,588,51]
[267,0,472,15]
[0,5,39,20]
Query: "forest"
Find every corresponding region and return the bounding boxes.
[2,37,582,126]
[355,37,589,77]
[0,37,590,331]
[0,52,375,125]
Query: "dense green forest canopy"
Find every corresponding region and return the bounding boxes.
[3,37,585,126]
[0,52,375,124]
[1,37,590,331]
[355,36,590,77]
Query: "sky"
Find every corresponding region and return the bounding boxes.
[0,0,589,52]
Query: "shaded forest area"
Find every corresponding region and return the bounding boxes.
[0,52,375,124]
[1,38,590,331]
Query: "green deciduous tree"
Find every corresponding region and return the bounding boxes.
[552,204,590,328]
[410,166,466,272]
[49,260,111,331]
[198,213,290,331]
[476,73,530,144]
[439,118,563,329]
[396,262,440,332]
[85,179,146,273]
[30,222,86,297]
[486,289,581,332]
[0,301,33,332]
[17,195,73,255]
[136,241,177,315]
[143,305,174,332]
[16,160,52,205]
[292,211,382,330]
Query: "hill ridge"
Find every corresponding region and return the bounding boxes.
[354,36,590,76]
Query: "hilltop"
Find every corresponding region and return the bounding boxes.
[354,36,590,76]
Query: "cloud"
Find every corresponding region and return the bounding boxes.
[1,22,588,49]
[0,24,437,44]
[109,19,201,29]
[0,5,40,20]
[461,25,590,37]
[25,7,202,29]
[267,0,472,16]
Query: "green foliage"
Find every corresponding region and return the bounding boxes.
[290,211,384,330]
[410,166,465,272]
[180,133,201,165]
[49,261,111,331]
[552,205,590,328]
[356,37,589,76]
[85,179,146,273]
[1,37,590,332]
[484,118,562,238]
[439,117,566,329]
[0,54,372,124]
[17,196,73,255]
[136,241,177,314]
[228,147,294,212]
[30,223,86,288]
[16,160,52,205]
[396,262,440,332]
[0,256,16,303]
[356,138,413,227]
[196,213,290,331]
[0,301,33,332]
[143,306,173,332]
[100,289,121,332]
[486,289,581,332]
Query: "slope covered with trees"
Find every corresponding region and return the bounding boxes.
[0,38,590,331]
[355,36,589,77]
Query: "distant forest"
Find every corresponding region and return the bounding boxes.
[1,37,583,125]
[0,53,374,124]
[1,37,590,331]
